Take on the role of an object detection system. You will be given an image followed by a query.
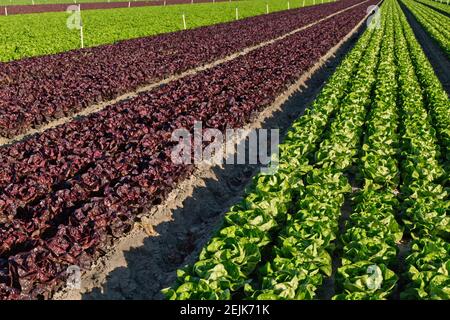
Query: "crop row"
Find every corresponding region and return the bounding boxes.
[0,2,375,300]
[334,4,402,299]
[0,0,362,138]
[164,5,385,299]
[334,0,448,300]
[165,0,450,300]
[393,0,449,299]
[417,0,450,15]
[402,0,450,57]
[0,0,366,215]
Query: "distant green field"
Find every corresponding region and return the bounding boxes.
[0,0,334,62]
[0,0,145,5]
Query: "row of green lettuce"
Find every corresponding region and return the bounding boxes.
[333,1,402,299]
[402,0,450,57]
[0,0,330,62]
[163,0,449,300]
[394,0,449,299]
[399,0,450,173]
[334,0,449,300]
[162,3,386,300]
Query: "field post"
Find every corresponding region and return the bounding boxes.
[235,7,238,20]
[128,1,131,7]
[78,6,84,49]
[182,13,187,30]
[288,1,290,9]
[4,6,7,16]
[266,3,269,14]
[32,0,34,5]
[164,0,166,5]
[302,0,305,7]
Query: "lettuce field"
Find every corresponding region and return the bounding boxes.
[0,0,333,61]
[0,0,448,301]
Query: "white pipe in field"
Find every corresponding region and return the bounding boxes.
[79,4,84,50]
[287,1,290,9]
[235,7,238,20]
[128,1,131,7]
[182,13,187,29]
[266,3,269,14]
[80,26,84,49]
[4,7,7,16]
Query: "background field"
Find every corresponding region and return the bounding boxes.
[0,0,334,61]
[1,0,161,5]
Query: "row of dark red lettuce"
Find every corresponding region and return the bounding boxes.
[0,0,363,229]
[0,0,227,16]
[0,0,364,138]
[0,1,376,299]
